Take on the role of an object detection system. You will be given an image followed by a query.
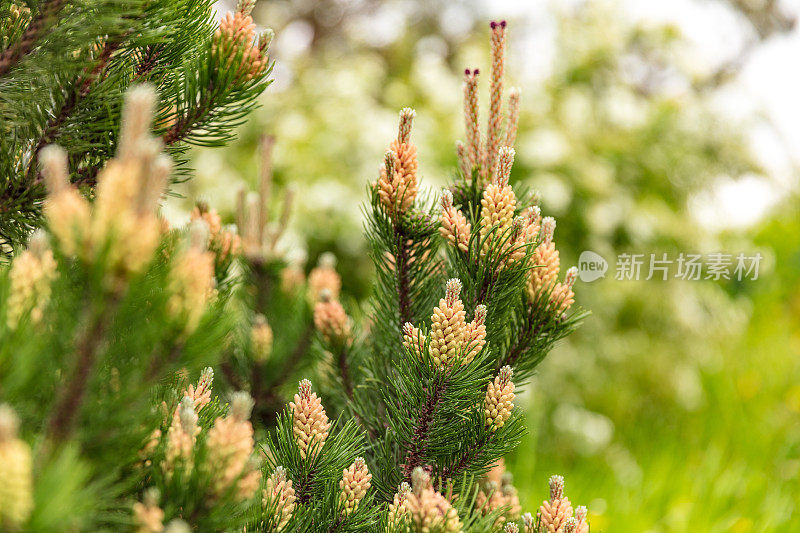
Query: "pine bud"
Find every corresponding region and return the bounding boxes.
[289,380,330,460]
[440,189,471,252]
[574,506,589,533]
[463,68,481,173]
[527,219,561,301]
[263,466,296,531]
[563,518,579,533]
[377,109,419,216]
[403,322,426,359]
[133,489,164,533]
[40,145,91,257]
[168,240,216,335]
[411,466,431,495]
[165,397,198,474]
[7,232,57,329]
[307,253,341,304]
[281,262,306,294]
[429,279,467,367]
[505,524,519,533]
[314,291,351,344]
[479,166,517,257]
[538,475,574,533]
[213,6,270,84]
[190,204,242,268]
[388,482,413,527]
[484,366,515,431]
[339,457,371,515]
[162,520,191,533]
[251,314,274,363]
[494,147,515,189]
[180,367,214,413]
[505,87,521,148]
[523,206,542,242]
[0,405,33,530]
[463,304,487,364]
[522,512,534,533]
[483,20,507,184]
[207,392,260,501]
[550,267,578,316]
[406,467,463,532]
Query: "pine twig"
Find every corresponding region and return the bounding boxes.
[402,375,447,480]
[0,0,66,78]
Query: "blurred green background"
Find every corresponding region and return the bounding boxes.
[169,0,800,530]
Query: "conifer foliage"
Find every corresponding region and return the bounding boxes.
[0,0,273,256]
[0,19,594,533]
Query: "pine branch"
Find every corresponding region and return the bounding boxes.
[395,227,412,328]
[401,374,447,480]
[47,294,119,441]
[0,0,66,78]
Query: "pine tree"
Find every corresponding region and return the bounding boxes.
[0,0,273,256]
[0,20,595,532]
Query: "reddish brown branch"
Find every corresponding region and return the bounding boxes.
[402,376,446,480]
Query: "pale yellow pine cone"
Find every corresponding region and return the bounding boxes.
[314,292,351,344]
[522,512,534,533]
[549,267,578,316]
[574,505,589,533]
[167,244,216,335]
[165,397,198,475]
[133,494,164,533]
[178,367,214,414]
[289,380,330,460]
[406,467,463,532]
[403,322,427,359]
[339,457,372,515]
[40,145,91,257]
[527,217,560,302]
[462,304,487,365]
[307,255,341,304]
[428,279,467,368]
[538,475,574,533]
[440,189,471,252]
[479,148,517,257]
[263,466,296,531]
[387,482,413,529]
[484,366,515,431]
[206,393,260,501]
[378,108,419,216]
[6,234,57,329]
[0,405,33,531]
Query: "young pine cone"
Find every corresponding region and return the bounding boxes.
[402,322,427,359]
[0,405,33,531]
[206,393,261,501]
[289,380,330,460]
[440,189,471,252]
[406,467,463,533]
[538,475,574,533]
[314,291,351,344]
[6,233,57,329]
[549,267,578,316]
[387,482,413,528]
[527,217,560,301]
[428,279,467,367]
[339,457,371,515]
[484,366,515,431]
[378,108,419,216]
[263,466,296,531]
[462,304,487,365]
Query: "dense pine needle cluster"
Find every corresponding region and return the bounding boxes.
[0,18,592,533]
[0,0,273,256]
